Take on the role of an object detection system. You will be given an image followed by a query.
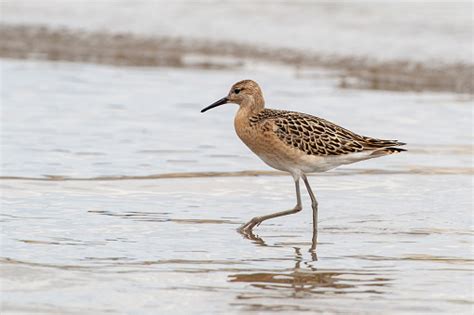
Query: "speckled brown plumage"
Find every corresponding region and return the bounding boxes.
[249,109,405,156]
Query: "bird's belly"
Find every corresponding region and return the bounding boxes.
[255,146,335,174]
[297,151,375,173]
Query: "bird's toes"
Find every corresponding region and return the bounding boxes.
[238,224,248,233]
[238,217,263,236]
[251,216,262,226]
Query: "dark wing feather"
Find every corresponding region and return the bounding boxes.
[250,109,405,156]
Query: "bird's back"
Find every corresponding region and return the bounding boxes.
[248,108,405,157]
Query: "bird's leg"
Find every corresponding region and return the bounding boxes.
[302,174,318,252]
[239,179,302,233]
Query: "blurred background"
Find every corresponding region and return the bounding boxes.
[1,0,472,177]
[1,1,473,315]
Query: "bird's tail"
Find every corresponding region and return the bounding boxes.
[370,147,407,156]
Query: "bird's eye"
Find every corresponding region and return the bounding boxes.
[234,88,241,94]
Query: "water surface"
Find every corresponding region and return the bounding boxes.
[1,59,473,314]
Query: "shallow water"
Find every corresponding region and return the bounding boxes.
[1,60,472,177]
[2,176,473,314]
[1,59,473,314]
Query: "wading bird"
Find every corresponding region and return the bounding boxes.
[201,80,405,248]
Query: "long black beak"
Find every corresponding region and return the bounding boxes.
[201,97,228,113]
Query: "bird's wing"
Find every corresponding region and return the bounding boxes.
[250,109,405,156]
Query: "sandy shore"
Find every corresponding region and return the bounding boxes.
[1,24,472,94]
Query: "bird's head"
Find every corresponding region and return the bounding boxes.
[201,80,265,113]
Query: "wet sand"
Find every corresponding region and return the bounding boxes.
[1,24,472,94]
[1,165,473,182]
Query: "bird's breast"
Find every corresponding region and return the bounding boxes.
[234,115,261,152]
[233,115,305,173]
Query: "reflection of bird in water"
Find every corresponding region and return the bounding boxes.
[202,80,405,249]
[228,247,390,302]
[243,225,318,261]
[229,248,333,294]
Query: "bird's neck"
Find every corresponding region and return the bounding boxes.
[234,99,264,134]
[238,97,265,118]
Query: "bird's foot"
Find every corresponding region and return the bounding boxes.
[238,220,265,245]
[238,216,262,234]
[238,217,263,241]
